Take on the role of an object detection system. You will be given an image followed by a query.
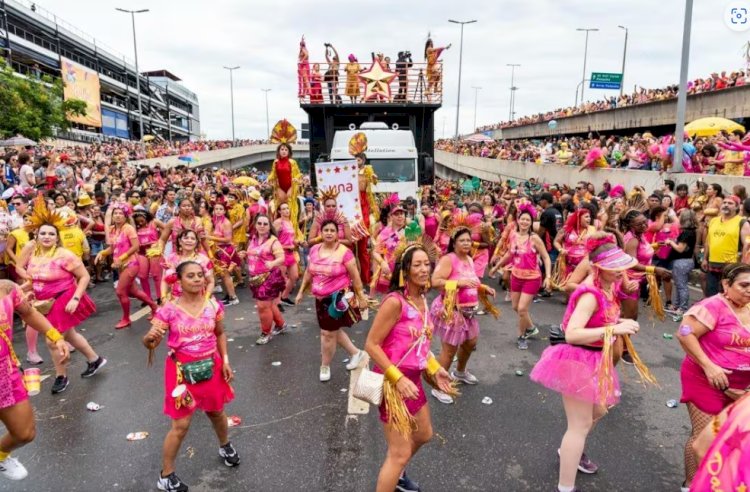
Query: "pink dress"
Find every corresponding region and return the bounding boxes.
[430,253,480,346]
[212,217,240,270]
[423,214,438,240]
[622,231,655,300]
[246,236,285,301]
[162,252,213,298]
[375,226,404,293]
[374,292,432,422]
[277,219,297,268]
[530,283,622,406]
[152,299,234,420]
[470,214,489,278]
[0,284,29,409]
[680,295,750,414]
[27,248,96,332]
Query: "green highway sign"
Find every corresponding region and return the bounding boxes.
[590,72,622,90]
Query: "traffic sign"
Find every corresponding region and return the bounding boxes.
[590,72,622,90]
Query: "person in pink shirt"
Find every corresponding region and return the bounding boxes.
[133,210,162,303]
[365,244,453,492]
[372,203,407,294]
[274,202,300,307]
[208,203,239,306]
[144,261,239,492]
[676,263,750,490]
[295,219,367,382]
[161,229,215,301]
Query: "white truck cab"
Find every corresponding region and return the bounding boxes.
[330,122,419,200]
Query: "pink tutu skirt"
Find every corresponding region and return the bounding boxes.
[0,359,28,409]
[530,343,621,406]
[164,351,234,420]
[41,284,96,333]
[429,295,480,347]
[249,267,285,301]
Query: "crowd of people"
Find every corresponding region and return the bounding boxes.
[476,67,749,132]
[437,127,750,175]
[0,137,747,491]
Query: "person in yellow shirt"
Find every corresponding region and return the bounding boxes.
[227,192,247,249]
[6,218,30,280]
[702,195,750,296]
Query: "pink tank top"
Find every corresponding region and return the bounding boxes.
[562,284,621,347]
[564,229,588,263]
[447,253,478,306]
[112,225,139,268]
[137,224,159,249]
[378,292,432,372]
[424,215,438,240]
[510,234,540,279]
[277,220,295,250]
[212,216,231,242]
[247,236,277,276]
[308,244,354,297]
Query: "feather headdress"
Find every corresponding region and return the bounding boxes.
[517,201,537,221]
[382,193,400,208]
[447,211,482,239]
[348,132,368,156]
[392,220,440,266]
[270,119,297,144]
[318,186,340,203]
[26,194,66,232]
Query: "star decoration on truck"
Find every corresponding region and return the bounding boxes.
[358,59,397,102]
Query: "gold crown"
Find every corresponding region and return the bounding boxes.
[26,194,66,232]
[318,186,340,202]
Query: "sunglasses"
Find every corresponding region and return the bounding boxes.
[256,222,270,226]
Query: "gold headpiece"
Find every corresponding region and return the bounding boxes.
[270,119,297,144]
[348,132,368,156]
[26,194,66,232]
[447,211,482,239]
[318,186,340,203]
[392,220,440,287]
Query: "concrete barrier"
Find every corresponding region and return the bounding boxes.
[489,85,750,140]
[434,150,749,191]
[127,144,310,170]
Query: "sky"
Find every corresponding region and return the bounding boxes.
[32,0,750,139]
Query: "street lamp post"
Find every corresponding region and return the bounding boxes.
[471,86,481,131]
[671,0,694,174]
[506,63,520,121]
[116,8,149,141]
[618,25,629,98]
[223,66,239,143]
[262,89,272,138]
[449,19,477,139]
[576,27,598,105]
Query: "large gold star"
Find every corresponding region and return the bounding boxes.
[358,59,397,102]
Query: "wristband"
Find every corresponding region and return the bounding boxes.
[645,266,655,274]
[45,328,63,343]
[426,355,441,376]
[445,280,458,291]
[117,253,129,263]
[384,365,404,384]
[72,296,80,301]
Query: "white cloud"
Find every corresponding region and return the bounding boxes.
[37,0,750,138]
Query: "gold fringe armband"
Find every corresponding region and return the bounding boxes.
[478,284,501,319]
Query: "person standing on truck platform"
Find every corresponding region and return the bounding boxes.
[324,43,342,104]
[356,152,379,285]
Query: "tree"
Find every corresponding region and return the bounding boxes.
[0,60,87,141]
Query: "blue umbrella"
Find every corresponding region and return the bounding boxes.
[178,155,195,163]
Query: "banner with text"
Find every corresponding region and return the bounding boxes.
[61,57,102,127]
[315,160,361,221]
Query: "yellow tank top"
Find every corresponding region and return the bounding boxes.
[707,215,743,264]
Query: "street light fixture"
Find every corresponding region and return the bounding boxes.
[262,89,272,139]
[506,63,520,121]
[471,86,482,131]
[449,19,477,139]
[618,25,629,98]
[671,0,694,173]
[116,8,149,141]
[223,66,239,143]
[576,27,598,105]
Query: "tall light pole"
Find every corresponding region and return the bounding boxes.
[671,0,693,174]
[576,27,598,105]
[223,66,239,143]
[449,19,477,139]
[471,86,482,131]
[618,25,629,98]
[116,8,149,141]
[262,89,272,138]
[506,63,520,121]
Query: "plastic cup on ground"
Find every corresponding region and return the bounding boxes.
[23,368,41,396]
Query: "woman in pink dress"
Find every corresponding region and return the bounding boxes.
[466,205,492,280]
[209,203,239,306]
[430,226,496,405]
[295,219,367,382]
[133,210,162,303]
[365,244,453,492]
[96,204,158,329]
[144,261,239,492]
[676,263,750,489]
[161,229,215,301]
[159,198,208,255]
[372,203,407,294]
[530,234,642,492]
[242,214,286,346]
[18,216,104,395]
[0,280,69,480]
[274,202,300,306]
[553,208,594,285]
[420,201,439,241]
[492,203,552,350]
[310,63,324,103]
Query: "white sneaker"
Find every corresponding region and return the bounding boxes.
[319,366,331,382]
[431,388,454,404]
[345,350,366,371]
[213,285,223,293]
[0,456,28,480]
[451,369,479,385]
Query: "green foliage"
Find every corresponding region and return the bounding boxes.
[0,60,87,141]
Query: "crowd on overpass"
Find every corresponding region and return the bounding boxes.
[437,127,750,176]
[475,67,748,132]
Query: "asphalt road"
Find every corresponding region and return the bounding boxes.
[3,280,695,492]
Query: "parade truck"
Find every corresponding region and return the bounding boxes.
[329,122,426,200]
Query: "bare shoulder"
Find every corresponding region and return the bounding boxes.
[0,279,16,296]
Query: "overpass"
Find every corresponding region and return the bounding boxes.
[127,144,310,171]
[490,85,750,140]
[434,149,749,192]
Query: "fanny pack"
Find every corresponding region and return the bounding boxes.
[172,353,215,385]
[548,325,602,351]
[460,306,478,320]
[247,272,270,287]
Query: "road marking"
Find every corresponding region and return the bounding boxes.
[131,306,151,322]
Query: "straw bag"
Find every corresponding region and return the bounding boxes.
[352,335,425,406]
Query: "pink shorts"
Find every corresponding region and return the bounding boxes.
[510,275,542,295]
[680,357,750,415]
